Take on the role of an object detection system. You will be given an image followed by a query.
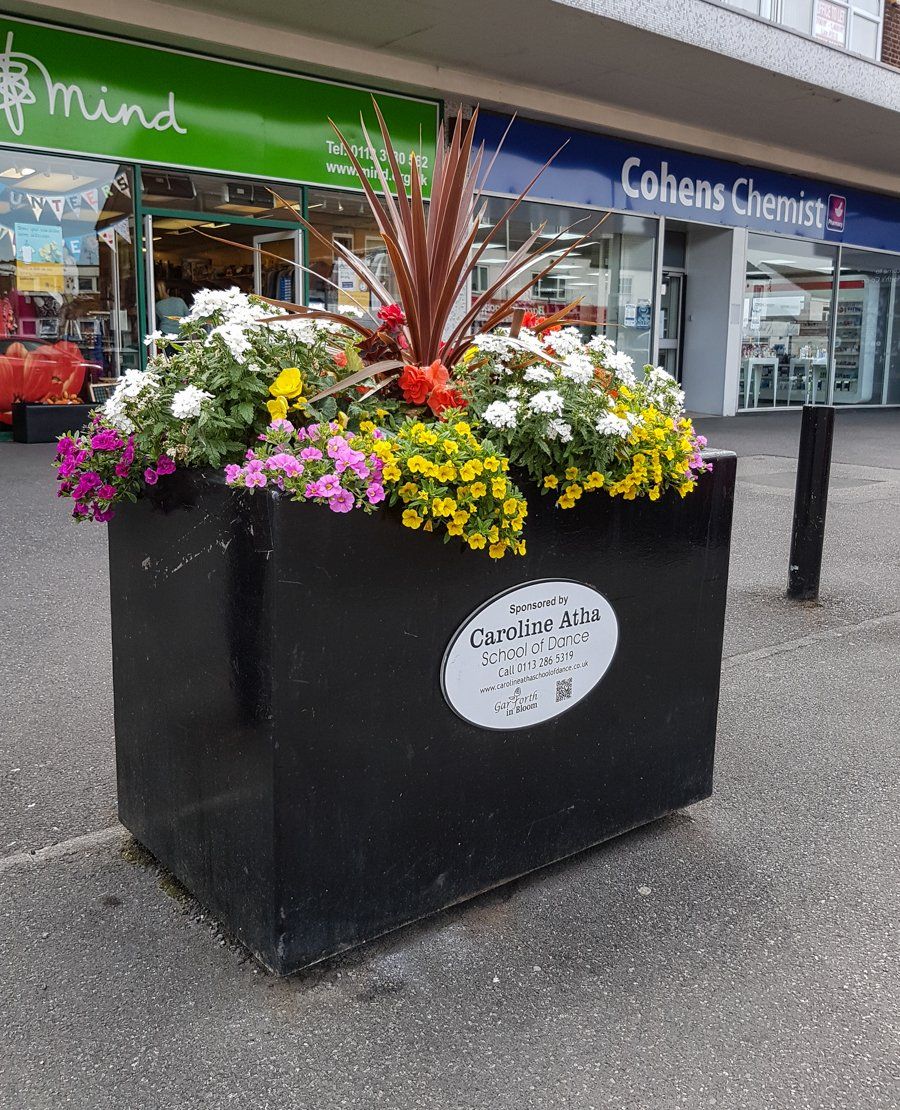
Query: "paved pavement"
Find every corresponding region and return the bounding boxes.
[1,412,898,1109]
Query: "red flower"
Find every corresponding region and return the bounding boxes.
[377,303,406,331]
[428,386,468,419]
[334,351,348,369]
[522,311,561,336]
[398,365,431,406]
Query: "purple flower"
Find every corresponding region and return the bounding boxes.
[57,437,75,457]
[329,488,355,513]
[245,449,257,462]
[114,462,131,478]
[90,430,122,452]
[72,502,90,517]
[304,480,326,498]
[98,483,117,500]
[318,473,341,497]
[144,468,158,485]
[121,440,135,466]
[93,508,115,523]
[155,455,176,476]
[327,435,348,459]
[224,464,243,485]
[269,418,294,433]
[245,458,265,474]
[57,457,76,478]
[695,435,708,448]
[300,446,323,462]
[73,449,90,465]
[245,470,267,488]
[365,482,386,505]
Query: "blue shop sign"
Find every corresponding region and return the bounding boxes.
[475,113,900,255]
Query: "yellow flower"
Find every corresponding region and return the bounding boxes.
[383,464,401,482]
[557,496,575,510]
[442,439,460,455]
[502,497,519,517]
[266,396,288,421]
[398,482,419,502]
[469,482,487,500]
[270,367,304,399]
[376,408,389,420]
[467,533,487,550]
[483,456,501,473]
[420,430,438,447]
[565,467,580,481]
[489,542,506,560]
[565,483,583,500]
[359,419,375,433]
[452,510,471,526]
[402,509,423,530]
[512,540,526,556]
[585,471,605,490]
[649,487,661,501]
[491,478,508,498]
[437,463,457,482]
[543,475,559,489]
[453,421,471,435]
[447,521,464,536]
[488,526,500,544]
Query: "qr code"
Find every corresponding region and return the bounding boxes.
[556,678,573,703]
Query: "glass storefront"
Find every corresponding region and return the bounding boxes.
[740,233,836,408]
[470,198,657,366]
[834,248,900,405]
[0,149,139,424]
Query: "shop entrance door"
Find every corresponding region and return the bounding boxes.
[253,230,302,302]
[145,216,302,342]
[657,271,685,380]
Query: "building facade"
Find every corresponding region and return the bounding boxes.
[1,1,898,417]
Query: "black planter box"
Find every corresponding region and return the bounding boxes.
[12,402,93,443]
[110,451,736,974]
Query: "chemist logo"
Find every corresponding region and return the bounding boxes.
[826,194,846,233]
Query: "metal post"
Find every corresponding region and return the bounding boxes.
[788,404,835,601]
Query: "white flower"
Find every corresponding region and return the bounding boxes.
[559,353,594,384]
[544,327,583,357]
[527,389,565,416]
[143,330,164,347]
[587,333,616,357]
[506,386,521,399]
[171,385,213,420]
[608,350,637,386]
[643,366,685,415]
[523,365,555,384]
[472,333,516,356]
[595,412,631,439]
[482,399,519,429]
[546,419,573,443]
[207,322,252,362]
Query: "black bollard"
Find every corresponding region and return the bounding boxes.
[788,404,835,601]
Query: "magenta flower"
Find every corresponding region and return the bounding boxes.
[329,488,355,513]
[224,464,243,485]
[366,482,386,505]
[90,429,123,452]
[300,446,323,462]
[93,508,115,523]
[269,418,294,433]
[304,480,325,498]
[156,455,176,476]
[121,440,135,466]
[245,470,267,488]
[144,468,158,485]
[98,483,117,500]
[114,461,131,478]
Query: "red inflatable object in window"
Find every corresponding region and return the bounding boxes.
[0,341,87,423]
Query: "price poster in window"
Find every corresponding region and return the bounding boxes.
[14,223,65,294]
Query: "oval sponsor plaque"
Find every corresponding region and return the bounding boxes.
[441,579,618,730]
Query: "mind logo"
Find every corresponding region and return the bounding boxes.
[826,194,846,233]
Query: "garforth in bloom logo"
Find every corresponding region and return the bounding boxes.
[0,30,186,138]
[826,194,846,233]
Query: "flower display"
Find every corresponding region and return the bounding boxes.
[53,104,714,556]
[458,323,711,507]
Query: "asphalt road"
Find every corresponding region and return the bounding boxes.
[1,412,898,1109]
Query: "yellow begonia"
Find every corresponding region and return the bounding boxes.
[270,367,304,400]
[266,396,289,421]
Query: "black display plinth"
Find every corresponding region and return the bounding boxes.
[12,402,93,442]
[109,451,736,974]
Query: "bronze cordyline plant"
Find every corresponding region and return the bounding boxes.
[250,103,602,399]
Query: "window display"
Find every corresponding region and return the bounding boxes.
[740,234,836,408]
[469,198,657,367]
[835,248,900,405]
[0,151,137,424]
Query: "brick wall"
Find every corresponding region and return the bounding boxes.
[883,1,900,68]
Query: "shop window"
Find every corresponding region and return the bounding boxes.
[0,150,138,425]
[471,197,657,367]
[141,170,301,225]
[834,248,900,406]
[305,188,400,318]
[740,233,836,409]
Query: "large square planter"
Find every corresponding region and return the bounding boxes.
[110,450,736,974]
[12,402,93,442]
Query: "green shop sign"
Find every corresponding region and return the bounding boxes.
[0,18,439,190]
